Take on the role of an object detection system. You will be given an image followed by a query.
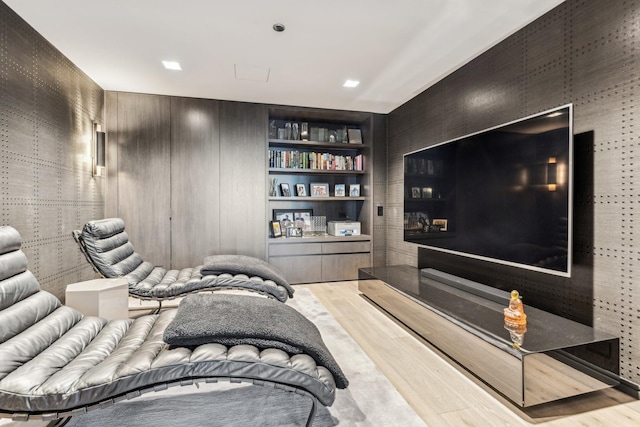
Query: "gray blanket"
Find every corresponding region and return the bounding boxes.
[163,294,348,389]
[202,254,295,297]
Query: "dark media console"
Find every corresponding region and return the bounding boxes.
[358,265,620,407]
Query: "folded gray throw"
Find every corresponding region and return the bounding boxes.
[163,294,348,389]
[202,254,295,297]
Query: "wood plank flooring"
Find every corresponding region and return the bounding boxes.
[302,281,640,427]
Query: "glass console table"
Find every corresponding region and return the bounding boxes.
[358,265,620,407]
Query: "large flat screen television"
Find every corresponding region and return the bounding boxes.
[404,104,573,277]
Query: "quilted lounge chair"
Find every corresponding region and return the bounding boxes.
[73,218,294,308]
[0,225,343,426]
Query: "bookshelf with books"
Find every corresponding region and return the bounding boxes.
[267,105,374,284]
[269,149,364,172]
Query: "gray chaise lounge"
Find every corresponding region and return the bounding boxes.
[0,225,344,426]
[74,218,294,306]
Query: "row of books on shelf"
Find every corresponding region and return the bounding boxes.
[269,150,364,171]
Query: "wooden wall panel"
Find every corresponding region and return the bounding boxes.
[106,95,268,264]
[219,101,267,259]
[1,2,104,300]
[170,97,221,267]
[387,0,640,386]
[115,92,171,267]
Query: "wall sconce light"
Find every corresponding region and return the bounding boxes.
[93,123,106,177]
[547,157,557,192]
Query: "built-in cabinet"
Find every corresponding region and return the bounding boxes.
[269,236,371,283]
[266,105,374,283]
[106,93,268,267]
[219,102,268,259]
[106,92,172,267]
[170,97,221,267]
[106,95,376,280]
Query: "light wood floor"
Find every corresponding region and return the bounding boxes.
[302,281,640,427]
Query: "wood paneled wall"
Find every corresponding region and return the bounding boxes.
[1,2,104,300]
[170,97,221,267]
[109,92,171,267]
[219,102,267,259]
[105,94,267,267]
[386,0,640,387]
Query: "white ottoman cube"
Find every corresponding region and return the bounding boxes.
[66,278,129,320]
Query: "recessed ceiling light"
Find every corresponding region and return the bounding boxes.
[343,80,360,88]
[162,61,182,71]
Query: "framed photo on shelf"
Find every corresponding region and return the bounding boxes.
[269,220,282,238]
[349,184,361,197]
[422,187,433,198]
[280,183,291,197]
[334,184,346,197]
[273,209,313,230]
[411,187,421,199]
[310,183,330,197]
[286,227,303,238]
[273,211,294,228]
[295,183,307,197]
[347,128,362,144]
[432,219,448,231]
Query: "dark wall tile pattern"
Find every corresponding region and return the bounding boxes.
[1,2,105,300]
[387,0,640,384]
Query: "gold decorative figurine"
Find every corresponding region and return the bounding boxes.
[504,290,527,348]
[504,290,527,326]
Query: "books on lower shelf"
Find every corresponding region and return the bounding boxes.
[269,150,364,171]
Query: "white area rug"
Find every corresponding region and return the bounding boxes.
[288,288,425,426]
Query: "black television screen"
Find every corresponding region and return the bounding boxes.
[404,105,573,277]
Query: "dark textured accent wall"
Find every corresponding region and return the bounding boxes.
[387,0,640,385]
[1,2,105,300]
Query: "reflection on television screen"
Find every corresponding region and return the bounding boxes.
[403,105,572,277]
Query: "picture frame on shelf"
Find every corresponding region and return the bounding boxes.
[422,187,433,198]
[273,211,294,228]
[411,187,421,199]
[310,183,330,197]
[349,184,361,197]
[280,183,291,197]
[310,127,320,142]
[269,220,282,238]
[432,219,448,231]
[295,183,307,197]
[273,209,313,230]
[347,128,362,144]
[286,227,303,238]
[335,184,346,197]
[293,210,313,230]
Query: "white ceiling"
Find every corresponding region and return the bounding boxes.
[5,0,565,114]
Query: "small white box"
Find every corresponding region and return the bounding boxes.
[66,278,129,320]
[328,221,361,236]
